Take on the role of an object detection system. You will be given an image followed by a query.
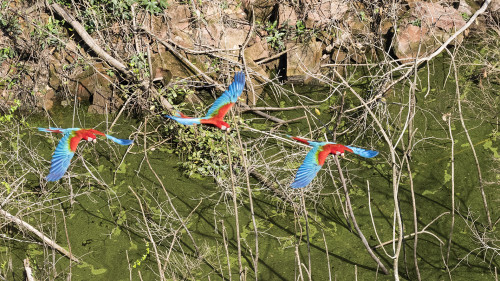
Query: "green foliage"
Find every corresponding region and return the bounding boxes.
[80,0,168,32]
[410,19,421,27]
[163,83,194,107]
[0,2,21,36]
[129,53,148,77]
[0,47,15,64]
[172,126,240,179]
[32,17,66,49]
[295,20,305,37]
[132,241,150,268]
[461,13,470,21]
[0,100,20,122]
[265,21,286,51]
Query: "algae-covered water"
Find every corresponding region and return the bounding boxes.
[1,56,499,280]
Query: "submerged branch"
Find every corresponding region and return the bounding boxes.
[0,208,80,263]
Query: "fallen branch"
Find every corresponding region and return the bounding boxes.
[50,3,174,112]
[0,208,80,263]
[256,46,299,65]
[24,258,36,281]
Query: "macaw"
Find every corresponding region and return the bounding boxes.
[165,71,245,131]
[288,136,378,188]
[38,127,134,181]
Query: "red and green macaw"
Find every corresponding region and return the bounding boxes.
[165,71,245,131]
[289,136,378,188]
[39,127,134,181]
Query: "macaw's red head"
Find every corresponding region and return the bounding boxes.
[216,120,231,131]
[202,119,231,131]
[78,129,105,143]
[328,144,353,158]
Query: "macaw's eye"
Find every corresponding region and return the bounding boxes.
[87,137,93,141]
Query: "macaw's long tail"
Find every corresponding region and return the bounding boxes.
[165,115,202,126]
[346,145,379,158]
[105,134,134,145]
[38,127,64,133]
[287,135,312,145]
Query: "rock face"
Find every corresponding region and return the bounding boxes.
[395,1,466,62]
[286,41,323,83]
[304,0,349,29]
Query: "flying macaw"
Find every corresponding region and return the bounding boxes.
[165,71,245,131]
[288,136,378,188]
[38,127,134,181]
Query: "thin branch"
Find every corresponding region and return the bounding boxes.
[0,208,80,263]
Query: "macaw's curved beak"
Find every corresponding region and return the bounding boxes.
[92,138,97,143]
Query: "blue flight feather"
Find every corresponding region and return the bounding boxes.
[46,130,76,181]
[204,71,245,118]
[164,115,202,125]
[346,145,379,158]
[290,145,323,188]
[105,134,134,145]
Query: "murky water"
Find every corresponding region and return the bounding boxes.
[1,56,499,280]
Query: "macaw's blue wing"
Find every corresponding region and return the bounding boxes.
[290,146,323,188]
[105,134,134,145]
[204,71,246,119]
[346,145,379,158]
[46,131,77,181]
[164,115,202,126]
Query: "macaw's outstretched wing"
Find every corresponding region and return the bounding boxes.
[46,131,79,181]
[105,134,134,145]
[164,115,202,126]
[204,71,245,119]
[346,145,379,158]
[290,146,324,188]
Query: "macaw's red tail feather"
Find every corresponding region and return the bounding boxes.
[176,111,190,118]
[288,136,310,145]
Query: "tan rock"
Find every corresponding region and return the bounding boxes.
[243,56,269,105]
[245,38,269,61]
[219,27,249,49]
[413,2,466,32]
[166,4,191,31]
[241,0,275,22]
[395,1,467,62]
[305,0,348,29]
[279,4,297,28]
[34,86,55,111]
[286,41,323,83]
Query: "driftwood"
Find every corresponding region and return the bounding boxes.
[50,3,173,112]
[24,258,36,281]
[0,208,80,263]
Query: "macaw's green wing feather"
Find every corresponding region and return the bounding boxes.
[204,71,245,119]
[290,145,323,188]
